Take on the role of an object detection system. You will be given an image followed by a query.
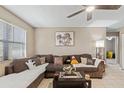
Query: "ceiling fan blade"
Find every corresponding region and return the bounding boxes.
[95,5,121,10]
[87,12,92,21]
[67,8,85,18]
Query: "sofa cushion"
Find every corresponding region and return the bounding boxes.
[32,58,41,66]
[80,54,92,59]
[46,63,64,72]
[73,63,97,72]
[80,57,87,65]
[45,54,53,63]
[54,56,63,65]
[80,54,93,65]
[39,57,45,64]
[13,58,29,73]
[87,59,94,65]
[34,54,53,63]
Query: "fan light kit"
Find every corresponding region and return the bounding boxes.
[86,6,95,12]
[67,5,121,21]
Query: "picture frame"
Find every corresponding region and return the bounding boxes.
[55,31,74,46]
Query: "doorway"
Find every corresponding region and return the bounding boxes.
[106,32,119,65]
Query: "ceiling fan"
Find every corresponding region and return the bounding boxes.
[67,5,121,21]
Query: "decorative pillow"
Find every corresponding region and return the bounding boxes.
[94,58,101,66]
[25,59,36,70]
[54,57,63,65]
[80,57,87,65]
[87,59,94,65]
[13,58,29,73]
[40,57,45,64]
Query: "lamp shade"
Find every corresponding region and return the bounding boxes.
[96,40,104,48]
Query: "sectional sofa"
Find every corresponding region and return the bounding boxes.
[1,53,105,88]
[33,54,105,79]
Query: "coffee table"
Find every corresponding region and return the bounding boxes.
[53,72,91,88]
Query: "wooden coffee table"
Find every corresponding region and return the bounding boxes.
[53,72,91,88]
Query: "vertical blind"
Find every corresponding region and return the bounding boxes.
[0,20,26,61]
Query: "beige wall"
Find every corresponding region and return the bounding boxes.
[0,6,35,57]
[35,27,106,57]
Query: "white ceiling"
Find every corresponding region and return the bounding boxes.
[3,5,124,28]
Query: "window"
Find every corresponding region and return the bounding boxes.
[0,20,26,61]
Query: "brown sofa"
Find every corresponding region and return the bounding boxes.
[83,60,105,79]
[33,54,105,79]
[5,57,46,88]
[5,54,105,87]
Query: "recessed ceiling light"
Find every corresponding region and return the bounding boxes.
[86,6,95,12]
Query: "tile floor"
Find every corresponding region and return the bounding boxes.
[38,64,124,88]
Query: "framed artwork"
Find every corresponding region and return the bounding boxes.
[55,31,74,46]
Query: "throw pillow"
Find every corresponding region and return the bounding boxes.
[71,56,79,64]
[94,58,101,66]
[54,57,63,65]
[25,59,36,70]
[40,57,45,64]
[87,59,94,65]
[80,57,87,65]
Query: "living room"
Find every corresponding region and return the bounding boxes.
[0,0,124,91]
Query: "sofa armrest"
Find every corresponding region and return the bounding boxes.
[97,60,105,72]
[5,64,13,75]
